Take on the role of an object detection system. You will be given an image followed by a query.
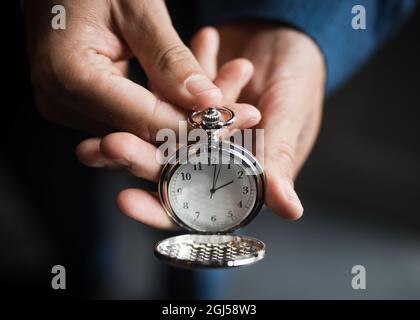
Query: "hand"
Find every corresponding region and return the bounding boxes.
[77,22,325,227]
[212,21,326,220]
[76,28,260,229]
[25,1,260,140]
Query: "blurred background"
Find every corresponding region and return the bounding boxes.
[2,4,419,299]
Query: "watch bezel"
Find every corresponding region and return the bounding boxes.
[158,142,265,234]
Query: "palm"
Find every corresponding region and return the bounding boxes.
[215,22,326,219]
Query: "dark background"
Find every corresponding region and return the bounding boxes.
[1,4,419,299]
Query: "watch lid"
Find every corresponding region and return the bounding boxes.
[154,234,265,269]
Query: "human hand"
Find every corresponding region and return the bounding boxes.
[25,0,260,140]
[214,21,326,220]
[76,27,260,229]
[77,21,325,227]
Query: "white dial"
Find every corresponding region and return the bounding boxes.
[167,154,257,232]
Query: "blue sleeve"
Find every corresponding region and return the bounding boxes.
[195,0,416,95]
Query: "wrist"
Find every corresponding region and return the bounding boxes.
[271,27,326,85]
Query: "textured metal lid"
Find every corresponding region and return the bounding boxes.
[154,234,265,269]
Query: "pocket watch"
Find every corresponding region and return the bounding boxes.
[155,107,266,268]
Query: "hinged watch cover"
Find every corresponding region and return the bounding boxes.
[154,234,265,269]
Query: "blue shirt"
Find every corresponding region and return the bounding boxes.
[171,0,416,95]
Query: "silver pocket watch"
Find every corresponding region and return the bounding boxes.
[155,107,266,268]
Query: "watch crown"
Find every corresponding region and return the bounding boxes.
[188,107,235,131]
[202,108,221,129]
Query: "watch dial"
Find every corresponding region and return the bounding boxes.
[167,154,258,232]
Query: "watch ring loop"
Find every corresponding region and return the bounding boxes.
[188,107,235,129]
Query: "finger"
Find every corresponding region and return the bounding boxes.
[190,28,254,104]
[99,132,162,183]
[294,106,323,173]
[62,54,188,142]
[215,59,254,104]
[76,138,119,168]
[264,142,304,221]
[49,50,255,143]
[76,103,259,175]
[113,0,222,110]
[117,189,176,230]
[190,27,219,80]
[258,83,306,220]
[223,103,261,129]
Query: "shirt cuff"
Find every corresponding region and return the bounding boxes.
[195,0,416,95]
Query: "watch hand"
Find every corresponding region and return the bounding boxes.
[210,164,217,198]
[213,180,234,192]
[212,164,217,189]
[210,165,222,199]
[214,164,222,189]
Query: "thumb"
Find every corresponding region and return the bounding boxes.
[264,143,304,221]
[113,0,222,110]
[258,100,305,221]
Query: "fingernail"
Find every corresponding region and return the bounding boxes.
[185,74,222,99]
[282,181,304,218]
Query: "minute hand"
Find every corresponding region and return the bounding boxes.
[213,180,234,192]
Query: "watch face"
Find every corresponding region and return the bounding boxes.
[166,152,258,233]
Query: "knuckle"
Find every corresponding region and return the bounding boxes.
[155,43,192,73]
